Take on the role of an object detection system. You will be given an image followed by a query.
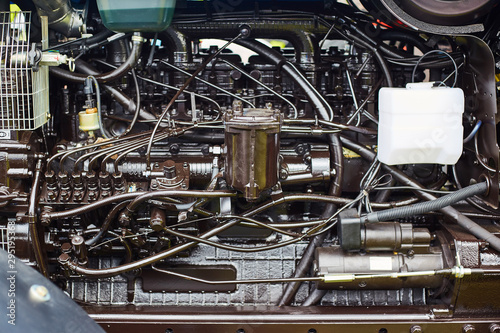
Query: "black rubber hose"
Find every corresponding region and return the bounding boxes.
[235,39,333,121]
[345,31,393,87]
[340,136,500,253]
[49,36,142,84]
[378,30,431,54]
[63,220,241,278]
[365,182,488,223]
[241,39,344,306]
[340,20,407,60]
[50,64,157,122]
[278,220,329,306]
[83,28,115,46]
[85,200,131,246]
[238,39,345,307]
[301,288,328,306]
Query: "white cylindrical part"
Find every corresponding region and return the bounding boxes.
[78,110,100,132]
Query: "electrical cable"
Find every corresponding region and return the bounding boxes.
[364,182,488,223]
[463,120,482,144]
[411,49,459,88]
[160,60,255,108]
[85,200,131,246]
[85,75,109,139]
[218,58,298,118]
[93,59,222,112]
[146,33,243,170]
[473,130,498,173]
[120,67,141,137]
[340,135,500,252]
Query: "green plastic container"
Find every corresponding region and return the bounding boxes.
[96,0,176,32]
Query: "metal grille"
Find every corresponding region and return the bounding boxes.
[0,11,48,130]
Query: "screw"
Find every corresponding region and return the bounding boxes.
[490,324,500,333]
[58,253,70,263]
[29,285,50,303]
[410,325,422,333]
[463,325,476,333]
[61,243,72,254]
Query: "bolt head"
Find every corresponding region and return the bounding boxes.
[410,325,422,333]
[463,325,476,333]
[490,324,500,333]
[29,285,50,303]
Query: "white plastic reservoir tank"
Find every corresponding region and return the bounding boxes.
[378,82,464,165]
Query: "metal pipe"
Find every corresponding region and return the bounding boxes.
[28,160,48,277]
[85,201,131,246]
[63,219,241,277]
[32,0,83,37]
[126,190,237,213]
[50,65,158,123]
[46,190,237,220]
[241,194,419,218]
[152,266,323,285]
[160,60,255,108]
[218,59,297,117]
[365,182,488,223]
[49,34,144,83]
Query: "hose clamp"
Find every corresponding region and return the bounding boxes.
[132,33,145,44]
[67,57,75,72]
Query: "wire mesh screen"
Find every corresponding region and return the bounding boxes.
[0,11,48,130]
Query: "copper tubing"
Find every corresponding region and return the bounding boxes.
[163,226,306,253]
[46,191,418,222]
